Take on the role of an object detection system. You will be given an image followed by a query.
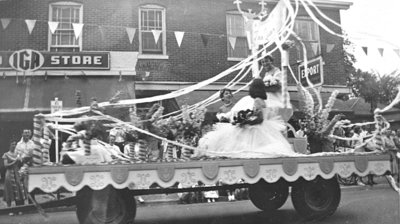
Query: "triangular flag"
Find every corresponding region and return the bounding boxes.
[126,27,136,44]
[145,71,150,77]
[174,31,185,47]
[310,43,319,55]
[245,31,252,50]
[99,26,105,42]
[1,18,11,30]
[326,44,335,53]
[394,49,400,58]
[228,36,237,49]
[200,34,209,47]
[25,19,36,34]
[48,21,59,34]
[378,48,384,57]
[72,23,84,39]
[151,30,162,44]
[362,46,368,56]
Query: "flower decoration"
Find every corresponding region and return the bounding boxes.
[263,76,281,92]
[232,109,262,127]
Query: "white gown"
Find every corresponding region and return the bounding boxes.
[198,97,296,158]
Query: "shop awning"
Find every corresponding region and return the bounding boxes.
[0,76,136,112]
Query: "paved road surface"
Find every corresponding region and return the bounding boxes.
[1,187,399,224]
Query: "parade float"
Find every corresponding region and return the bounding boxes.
[26,1,399,224]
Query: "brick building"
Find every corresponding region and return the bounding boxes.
[0,0,352,157]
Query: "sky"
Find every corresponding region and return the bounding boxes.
[338,0,400,75]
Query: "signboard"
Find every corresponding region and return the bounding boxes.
[0,50,110,71]
[298,56,324,88]
[51,98,63,114]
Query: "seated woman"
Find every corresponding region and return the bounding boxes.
[216,88,235,122]
[198,79,297,158]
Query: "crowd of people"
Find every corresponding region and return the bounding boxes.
[2,129,35,215]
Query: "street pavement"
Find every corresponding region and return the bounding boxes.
[0,177,398,224]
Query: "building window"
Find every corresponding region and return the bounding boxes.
[294,17,320,60]
[226,13,250,60]
[139,5,166,56]
[48,2,83,52]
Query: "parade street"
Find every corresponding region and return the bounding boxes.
[0,186,398,224]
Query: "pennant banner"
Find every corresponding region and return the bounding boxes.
[126,27,136,44]
[394,49,400,59]
[174,31,185,47]
[245,31,252,50]
[378,48,384,57]
[362,46,368,56]
[72,23,84,39]
[228,36,237,50]
[145,71,150,77]
[25,19,36,34]
[326,44,335,53]
[1,18,11,30]
[200,34,209,47]
[151,30,162,44]
[310,43,319,55]
[48,21,59,34]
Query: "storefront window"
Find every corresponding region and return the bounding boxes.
[294,17,321,60]
[139,5,166,55]
[49,2,83,52]
[226,13,250,60]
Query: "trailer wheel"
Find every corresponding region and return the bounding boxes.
[76,186,136,224]
[248,179,289,212]
[291,177,341,220]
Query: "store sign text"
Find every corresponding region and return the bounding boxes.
[0,50,110,71]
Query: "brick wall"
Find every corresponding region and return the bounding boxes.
[0,0,348,86]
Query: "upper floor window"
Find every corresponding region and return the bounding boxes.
[294,17,320,60]
[226,13,250,60]
[139,5,166,56]
[48,2,83,52]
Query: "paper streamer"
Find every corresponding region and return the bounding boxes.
[42,126,51,163]
[32,115,43,166]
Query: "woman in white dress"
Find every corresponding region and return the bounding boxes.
[198,79,296,158]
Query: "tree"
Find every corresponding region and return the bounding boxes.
[348,69,400,112]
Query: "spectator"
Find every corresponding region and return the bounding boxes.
[15,129,34,160]
[351,126,363,148]
[295,124,306,138]
[2,141,25,214]
[393,129,400,150]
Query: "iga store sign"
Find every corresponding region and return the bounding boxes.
[0,50,110,71]
[298,56,324,88]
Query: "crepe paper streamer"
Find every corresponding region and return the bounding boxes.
[42,126,51,163]
[32,115,44,166]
